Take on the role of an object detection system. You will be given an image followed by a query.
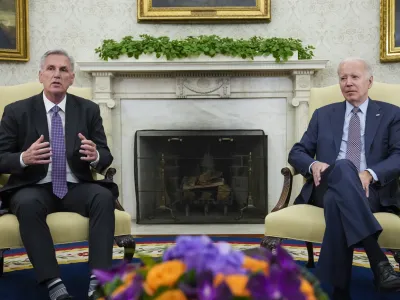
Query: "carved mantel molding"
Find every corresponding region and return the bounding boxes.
[78,59,327,146]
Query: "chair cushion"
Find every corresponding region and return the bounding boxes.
[265,204,400,249]
[0,209,132,249]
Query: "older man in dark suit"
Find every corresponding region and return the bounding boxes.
[0,49,117,300]
[289,57,400,299]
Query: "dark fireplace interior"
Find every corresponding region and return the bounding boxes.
[134,130,268,224]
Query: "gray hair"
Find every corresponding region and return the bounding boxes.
[337,57,373,78]
[40,49,75,72]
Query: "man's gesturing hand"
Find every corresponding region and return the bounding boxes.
[311,162,330,187]
[78,133,98,162]
[22,135,52,165]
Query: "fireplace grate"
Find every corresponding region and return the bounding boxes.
[134,130,268,224]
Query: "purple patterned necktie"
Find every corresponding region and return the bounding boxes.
[50,105,68,198]
[346,107,361,171]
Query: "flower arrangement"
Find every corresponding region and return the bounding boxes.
[93,236,328,300]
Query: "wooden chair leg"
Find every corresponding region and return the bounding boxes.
[260,236,284,250]
[0,248,9,277]
[305,242,315,268]
[114,235,136,262]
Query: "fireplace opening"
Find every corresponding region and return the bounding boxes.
[134,130,268,224]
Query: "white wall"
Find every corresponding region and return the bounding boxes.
[0,0,398,87]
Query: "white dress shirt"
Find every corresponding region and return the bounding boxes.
[19,94,100,184]
[309,98,378,181]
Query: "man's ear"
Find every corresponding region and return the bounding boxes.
[368,76,374,89]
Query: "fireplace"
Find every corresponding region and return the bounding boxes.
[78,58,327,221]
[134,130,268,224]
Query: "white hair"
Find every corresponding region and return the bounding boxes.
[40,49,75,72]
[337,57,373,78]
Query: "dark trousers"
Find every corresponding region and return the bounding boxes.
[9,182,115,283]
[312,159,382,289]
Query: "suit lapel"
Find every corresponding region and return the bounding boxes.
[330,101,346,156]
[33,93,50,142]
[65,93,79,157]
[365,99,382,156]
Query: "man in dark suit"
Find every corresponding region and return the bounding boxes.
[0,49,117,300]
[289,57,400,299]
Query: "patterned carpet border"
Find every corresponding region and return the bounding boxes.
[4,236,399,273]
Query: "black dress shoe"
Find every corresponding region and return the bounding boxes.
[56,295,73,300]
[374,261,400,291]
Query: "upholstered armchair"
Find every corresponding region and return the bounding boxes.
[0,82,135,276]
[262,82,400,267]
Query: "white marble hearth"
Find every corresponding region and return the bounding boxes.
[131,223,263,236]
[77,58,328,223]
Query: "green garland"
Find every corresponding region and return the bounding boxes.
[95,34,315,62]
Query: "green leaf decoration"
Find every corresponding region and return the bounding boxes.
[137,253,158,268]
[95,35,315,62]
[102,277,124,295]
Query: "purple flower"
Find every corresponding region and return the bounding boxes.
[245,246,274,262]
[163,236,244,275]
[163,235,213,261]
[197,271,216,300]
[214,281,233,300]
[275,245,299,274]
[111,273,143,300]
[247,265,306,300]
[92,261,131,285]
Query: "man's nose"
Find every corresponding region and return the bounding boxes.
[346,79,353,86]
[53,69,61,77]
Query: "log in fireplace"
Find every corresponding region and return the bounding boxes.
[134,130,268,224]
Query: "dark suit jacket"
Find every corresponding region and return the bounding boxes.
[288,99,400,208]
[0,92,118,205]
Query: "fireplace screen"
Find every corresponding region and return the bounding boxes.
[134,130,267,224]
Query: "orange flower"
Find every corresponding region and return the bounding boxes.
[242,255,269,275]
[214,274,250,297]
[122,270,135,282]
[111,280,132,298]
[146,260,186,292]
[300,278,316,300]
[143,282,154,296]
[213,273,225,286]
[154,289,187,300]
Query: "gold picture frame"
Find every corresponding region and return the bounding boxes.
[380,0,400,62]
[137,0,271,22]
[0,0,29,61]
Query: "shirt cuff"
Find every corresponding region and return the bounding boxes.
[366,168,378,182]
[309,161,318,174]
[20,152,28,168]
[90,150,100,168]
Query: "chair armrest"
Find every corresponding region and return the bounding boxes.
[99,167,125,211]
[0,174,10,187]
[286,165,298,177]
[270,166,295,212]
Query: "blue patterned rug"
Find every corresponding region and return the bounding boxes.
[1,236,399,299]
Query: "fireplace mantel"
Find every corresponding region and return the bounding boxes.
[78,59,328,73]
[77,58,328,218]
[77,58,328,154]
